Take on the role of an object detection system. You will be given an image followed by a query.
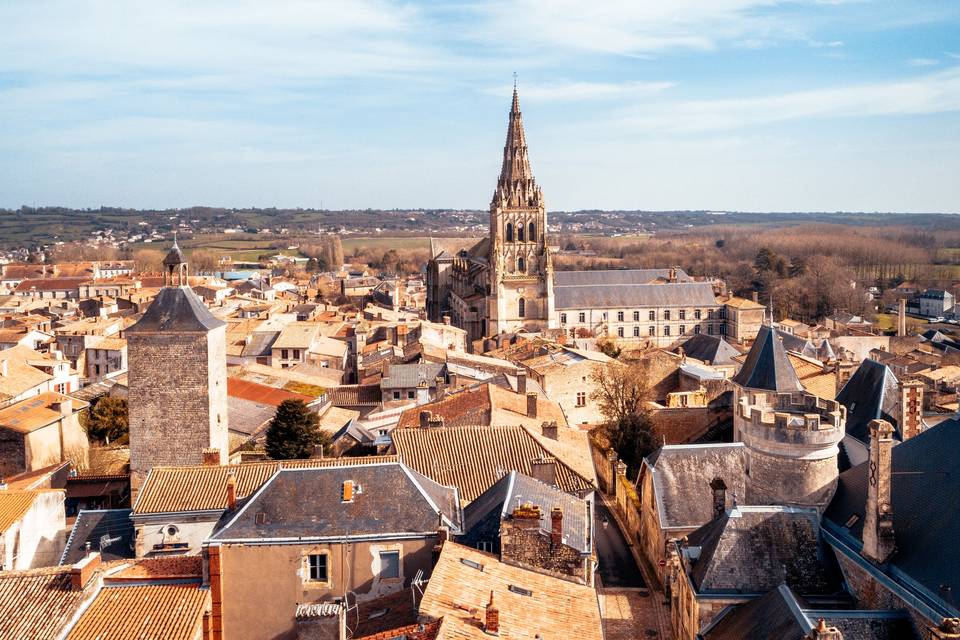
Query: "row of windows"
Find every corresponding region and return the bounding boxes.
[560,309,719,324]
[505,222,536,242]
[568,324,725,338]
[306,550,400,583]
[279,349,302,360]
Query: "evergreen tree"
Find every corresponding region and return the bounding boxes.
[81,396,129,444]
[265,399,329,460]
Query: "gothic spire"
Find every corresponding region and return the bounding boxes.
[494,85,540,207]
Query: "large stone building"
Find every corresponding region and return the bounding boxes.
[426,87,753,349]
[126,242,229,497]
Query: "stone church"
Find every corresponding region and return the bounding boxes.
[126,241,229,498]
[427,87,732,348]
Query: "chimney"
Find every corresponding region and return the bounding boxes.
[484,591,499,636]
[550,507,563,549]
[342,479,355,503]
[541,421,558,440]
[931,619,960,639]
[381,361,390,379]
[435,376,446,400]
[427,414,445,429]
[70,552,101,591]
[226,472,237,510]
[526,391,538,418]
[897,298,907,337]
[862,420,896,565]
[516,368,527,395]
[202,448,221,466]
[807,618,844,640]
[419,410,432,429]
[709,477,727,519]
[899,380,923,441]
[54,398,73,417]
[530,457,557,487]
[442,315,451,326]
[751,290,759,303]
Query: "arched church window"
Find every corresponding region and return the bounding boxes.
[517,257,525,273]
[506,223,513,242]
[529,222,536,240]
[517,224,525,242]
[518,297,526,318]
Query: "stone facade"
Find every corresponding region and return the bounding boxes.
[499,505,591,585]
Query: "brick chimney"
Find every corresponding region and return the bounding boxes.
[526,391,538,418]
[516,368,527,395]
[807,618,843,640]
[541,421,558,440]
[897,298,907,337]
[862,419,896,565]
[931,619,960,639]
[484,591,499,636]
[709,477,727,519]
[530,457,557,487]
[202,448,221,466]
[70,552,101,591]
[899,380,923,440]
[427,414,445,429]
[419,410,432,429]
[226,472,237,510]
[550,507,563,549]
[435,376,446,400]
[751,291,759,303]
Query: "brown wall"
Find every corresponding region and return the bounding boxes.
[218,537,436,640]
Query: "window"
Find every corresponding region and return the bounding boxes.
[281,349,289,359]
[518,298,525,318]
[617,327,624,337]
[664,326,671,336]
[617,311,624,322]
[307,554,328,582]
[708,324,714,335]
[518,224,525,241]
[517,257,525,273]
[720,324,727,335]
[695,309,702,320]
[560,313,567,325]
[679,310,686,320]
[529,222,536,240]
[664,310,671,321]
[694,325,701,334]
[407,390,415,399]
[680,325,686,335]
[576,392,587,407]
[648,326,655,336]
[393,391,401,400]
[379,551,400,579]
[633,310,640,321]
[602,312,608,321]
[506,223,513,242]
[578,312,586,323]
[292,349,300,359]
[648,310,655,321]
[708,309,715,319]
[477,541,493,552]
[633,326,640,337]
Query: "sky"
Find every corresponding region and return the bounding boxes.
[1,0,959,213]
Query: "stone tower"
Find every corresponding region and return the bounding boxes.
[732,325,846,511]
[486,85,554,336]
[127,242,229,498]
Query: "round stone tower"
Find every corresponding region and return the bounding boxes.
[732,325,846,511]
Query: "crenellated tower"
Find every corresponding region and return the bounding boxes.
[486,85,554,336]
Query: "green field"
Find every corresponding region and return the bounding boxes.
[874,313,931,333]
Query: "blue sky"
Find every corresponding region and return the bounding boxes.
[1,0,959,212]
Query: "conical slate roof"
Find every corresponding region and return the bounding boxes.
[162,240,186,267]
[126,286,224,333]
[732,325,804,392]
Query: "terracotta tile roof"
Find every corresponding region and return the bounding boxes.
[0,344,53,398]
[106,556,203,581]
[65,583,209,640]
[419,542,603,640]
[330,384,382,407]
[392,425,593,502]
[720,295,765,310]
[134,455,399,514]
[0,567,92,639]
[397,385,491,429]
[357,619,443,640]
[0,391,87,434]
[227,377,312,406]
[14,277,88,292]
[0,490,39,532]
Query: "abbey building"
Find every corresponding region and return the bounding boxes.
[427,88,761,348]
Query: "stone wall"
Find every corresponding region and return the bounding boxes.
[500,515,587,584]
[0,434,25,477]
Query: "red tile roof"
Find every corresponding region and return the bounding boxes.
[65,583,209,640]
[227,377,311,406]
[0,567,92,639]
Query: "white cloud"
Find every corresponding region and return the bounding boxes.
[907,57,940,67]
[617,66,960,133]
[485,80,675,102]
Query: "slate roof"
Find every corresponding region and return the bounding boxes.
[463,471,591,553]
[553,268,692,286]
[419,541,604,640]
[675,334,741,366]
[392,425,594,502]
[702,584,919,640]
[554,281,717,310]
[60,509,134,565]
[686,505,841,595]
[824,418,960,610]
[65,583,209,640]
[0,567,93,640]
[835,359,900,444]
[239,330,279,357]
[210,462,461,540]
[125,286,224,333]
[732,325,804,392]
[643,443,746,529]
[381,362,446,389]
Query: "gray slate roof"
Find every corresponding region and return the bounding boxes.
[381,363,446,390]
[463,471,591,553]
[125,286,224,333]
[59,509,134,565]
[686,505,841,595]
[240,331,279,357]
[553,268,691,287]
[644,443,746,529]
[211,462,461,541]
[835,359,900,444]
[824,417,960,612]
[732,325,804,392]
[554,281,717,310]
[676,334,741,366]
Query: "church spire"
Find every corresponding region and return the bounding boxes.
[495,83,540,207]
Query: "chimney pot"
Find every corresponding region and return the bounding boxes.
[484,591,499,636]
[226,472,237,510]
[550,507,563,548]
